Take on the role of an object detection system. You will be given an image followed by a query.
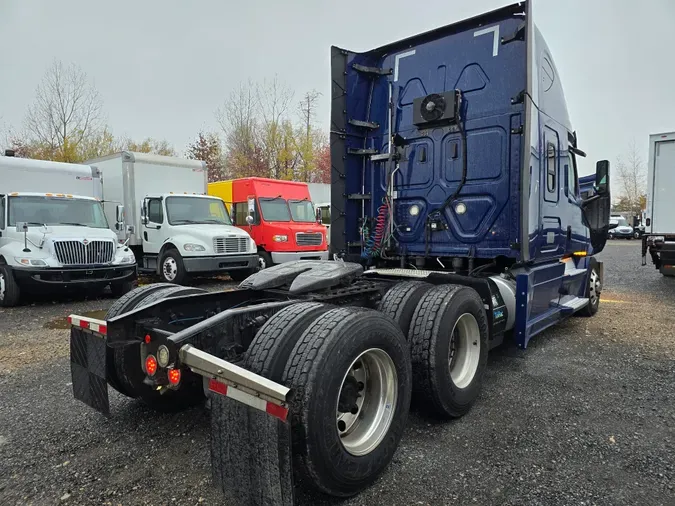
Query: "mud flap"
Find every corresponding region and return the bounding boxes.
[70,327,110,416]
[210,394,294,506]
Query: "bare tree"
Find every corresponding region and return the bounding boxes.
[24,61,104,162]
[616,139,647,217]
[297,90,323,182]
[216,83,266,178]
[256,77,295,178]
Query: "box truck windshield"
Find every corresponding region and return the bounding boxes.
[8,196,108,229]
[259,198,317,223]
[165,196,232,226]
[289,200,315,222]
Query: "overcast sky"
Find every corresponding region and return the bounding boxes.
[1,0,674,177]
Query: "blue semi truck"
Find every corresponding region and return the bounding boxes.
[67,2,612,504]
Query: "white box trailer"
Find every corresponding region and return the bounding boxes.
[0,154,136,307]
[88,152,257,283]
[307,183,331,246]
[642,131,675,275]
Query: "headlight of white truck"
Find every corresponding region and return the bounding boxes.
[14,257,48,267]
[249,237,257,252]
[184,243,206,252]
[113,248,136,265]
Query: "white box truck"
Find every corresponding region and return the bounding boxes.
[642,131,675,276]
[0,152,137,307]
[88,152,258,284]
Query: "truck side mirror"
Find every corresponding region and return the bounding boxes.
[595,160,609,195]
[140,203,149,225]
[316,207,322,224]
[115,204,125,231]
[246,215,254,226]
[15,221,28,233]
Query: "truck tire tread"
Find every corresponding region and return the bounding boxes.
[243,302,330,379]
[282,307,411,497]
[378,280,433,338]
[210,302,330,504]
[0,265,21,307]
[409,284,488,418]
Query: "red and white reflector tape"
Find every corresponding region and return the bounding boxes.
[68,315,107,335]
[208,378,289,423]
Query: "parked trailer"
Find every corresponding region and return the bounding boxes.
[68,3,613,504]
[642,131,675,276]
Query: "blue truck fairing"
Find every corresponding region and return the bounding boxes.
[330,1,611,348]
[330,1,593,265]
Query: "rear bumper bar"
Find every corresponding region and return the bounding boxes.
[68,314,290,420]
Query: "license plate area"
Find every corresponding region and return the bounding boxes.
[70,326,110,415]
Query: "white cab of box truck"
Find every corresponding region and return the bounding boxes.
[87,151,258,284]
[643,131,675,276]
[0,152,137,307]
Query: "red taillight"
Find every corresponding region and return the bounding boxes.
[167,368,181,385]
[145,355,157,376]
[144,334,151,344]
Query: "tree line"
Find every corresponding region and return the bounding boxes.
[3,61,329,184]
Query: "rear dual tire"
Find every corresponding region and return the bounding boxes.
[211,304,412,498]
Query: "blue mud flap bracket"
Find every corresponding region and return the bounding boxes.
[69,315,110,416]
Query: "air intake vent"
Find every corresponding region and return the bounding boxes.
[213,237,248,254]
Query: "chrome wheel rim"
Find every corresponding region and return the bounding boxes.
[0,272,5,301]
[448,313,481,389]
[589,269,601,306]
[162,257,178,281]
[336,348,397,456]
[258,255,267,270]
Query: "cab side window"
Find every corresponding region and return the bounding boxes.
[546,143,557,193]
[147,199,163,223]
[565,151,579,199]
[233,201,260,225]
[233,202,248,225]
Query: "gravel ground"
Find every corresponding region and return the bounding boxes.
[0,244,673,506]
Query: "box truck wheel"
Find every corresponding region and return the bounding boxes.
[409,284,488,419]
[378,281,433,338]
[0,265,21,307]
[258,250,272,270]
[282,307,411,497]
[160,249,187,284]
